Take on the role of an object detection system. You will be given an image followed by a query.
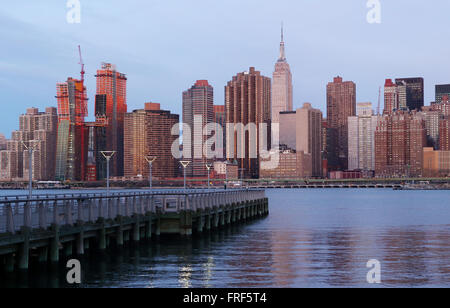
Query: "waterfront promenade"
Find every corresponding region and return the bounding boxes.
[0,189,268,272]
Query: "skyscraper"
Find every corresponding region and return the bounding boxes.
[272,26,293,124]
[435,84,450,105]
[55,78,88,181]
[326,76,356,170]
[295,103,323,178]
[384,79,407,114]
[124,103,179,180]
[395,78,424,111]
[0,134,7,151]
[348,103,380,171]
[3,107,58,181]
[182,80,214,177]
[375,111,426,177]
[225,67,271,178]
[439,118,450,151]
[214,105,226,159]
[95,63,127,179]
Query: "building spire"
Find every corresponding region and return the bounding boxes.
[278,23,286,62]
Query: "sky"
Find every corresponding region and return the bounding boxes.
[1,0,450,137]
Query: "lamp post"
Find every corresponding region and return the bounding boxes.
[238,168,245,186]
[21,141,38,199]
[145,155,157,191]
[224,161,229,190]
[205,163,212,190]
[101,151,116,196]
[180,161,190,190]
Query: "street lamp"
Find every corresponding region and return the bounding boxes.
[238,168,245,188]
[101,151,116,196]
[205,163,212,190]
[180,160,190,190]
[21,141,38,199]
[145,155,157,191]
[224,161,230,190]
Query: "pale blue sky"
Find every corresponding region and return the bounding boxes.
[1,0,449,137]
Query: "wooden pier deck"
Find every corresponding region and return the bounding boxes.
[0,189,268,272]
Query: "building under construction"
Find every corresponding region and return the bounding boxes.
[55,77,88,181]
[94,63,127,180]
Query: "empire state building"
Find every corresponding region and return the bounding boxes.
[272,26,293,124]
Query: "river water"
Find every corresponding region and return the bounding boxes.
[1,188,449,288]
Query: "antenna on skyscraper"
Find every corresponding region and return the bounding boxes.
[78,45,85,83]
[377,86,381,115]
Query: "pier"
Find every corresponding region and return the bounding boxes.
[0,189,268,272]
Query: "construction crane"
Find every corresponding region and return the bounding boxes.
[76,45,88,119]
[78,45,85,83]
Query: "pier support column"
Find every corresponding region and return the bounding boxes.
[116,216,124,246]
[98,219,106,250]
[197,212,204,233]
[145,213,152,239]
[116,227,124,246]
[219,207,225,227]
[38,246,48,263]
[4,254,14,273]
[76,224,85,255]
[213,211,219,229]
[226,209,231,224]
[64,241,73,257]
[17,227,30,270]
[180,211,192,236]
[205,214,211,231]
[84,238,90,250]
[133,216,141,242]
[155,217,161,236]
[231,206,236,223]
[50,224,60,263]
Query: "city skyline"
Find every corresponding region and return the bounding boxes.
[2,1,450,136]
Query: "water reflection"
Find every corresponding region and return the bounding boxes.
[1,189,450,288]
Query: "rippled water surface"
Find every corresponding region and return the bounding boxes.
[1,188,449,288]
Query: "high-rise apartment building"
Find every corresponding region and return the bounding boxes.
[225,67,271,178]
[384,79,407,114]
[431,95,450,117]
[279,111,297,150]
[439,118,450,151]
[421,106,441,149]
[55,77,88,181]
[296,103,323,178]
[214,105,226,159]
[435,84,450,105]
[0,134,6,151]
[272,27,293,124]
[395,78,424,111]
[375,111,427,177]
[348,103,380,171]
[124,103,179,180]
[182,80,214,177]
[1,107,57,181]
[326,76,356,170]
[95,63,127,180]
[0,151,17,180]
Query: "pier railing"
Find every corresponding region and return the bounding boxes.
[0,189,265,234]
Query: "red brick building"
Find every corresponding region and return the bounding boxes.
[326,76,356,170]
[124,103,179,180]
[375,111,427,177]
